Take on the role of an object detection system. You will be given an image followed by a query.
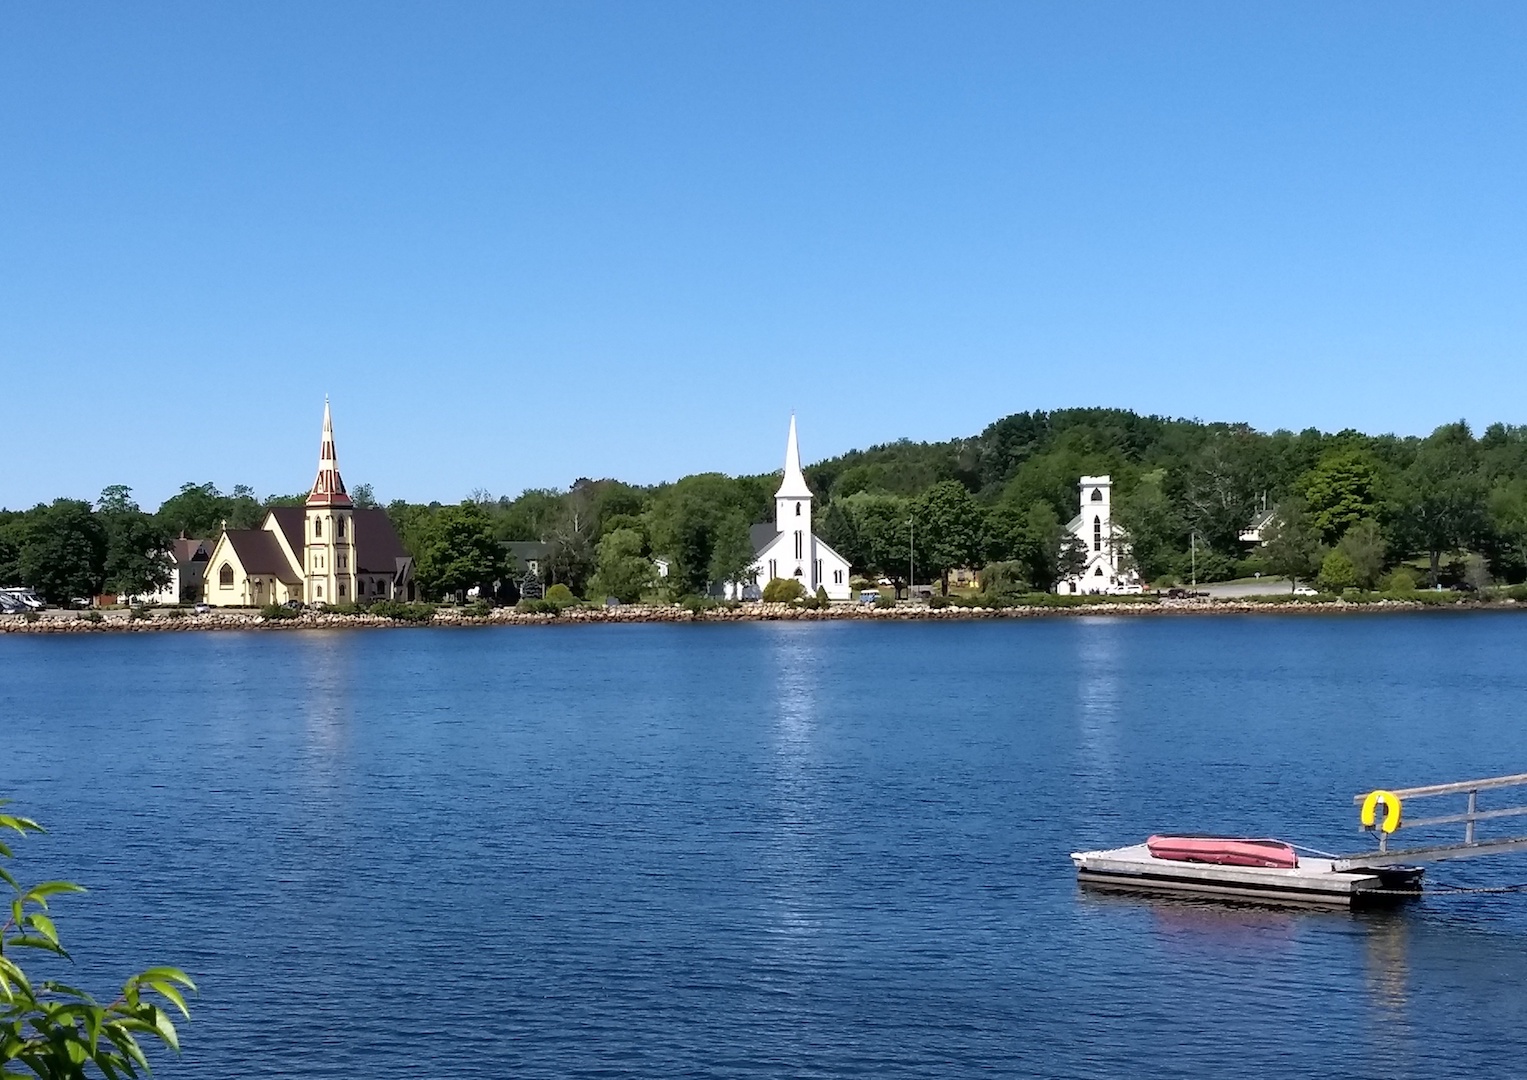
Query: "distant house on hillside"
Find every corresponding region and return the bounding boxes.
[202,401,415,607]
[1056,475,1142,595]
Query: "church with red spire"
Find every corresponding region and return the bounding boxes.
[201,401,415,607]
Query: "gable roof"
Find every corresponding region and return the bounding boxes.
[353,509,410,574]
[222,530,301,582]
[170,537,210,563]
[750,523,778,555]
[266,506,410,575]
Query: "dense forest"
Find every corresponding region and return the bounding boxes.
[4,408,1525,603]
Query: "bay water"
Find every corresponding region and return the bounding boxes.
[3,614,1527,1078]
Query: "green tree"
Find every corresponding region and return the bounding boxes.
[97,488,172,599]
[351,482,379,509]
[1260,499,1322,589]
[838,493,914,598]
[1488,478,1527,582]
[1113,469,1182,583]
[588,527,655,603]
[414,502,507,601]
[1335,518,1386,590]
[914,481,985,594]
[707,513,757,599]
[1301,451,1382,544]
[1395,424,1487,586]
[18,500,108,603]
[1317,548,1358,593]
[1,801,195,1078]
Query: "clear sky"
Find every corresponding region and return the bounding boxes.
[3,3,1526,509]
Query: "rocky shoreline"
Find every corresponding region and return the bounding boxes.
[0,596,1515,634]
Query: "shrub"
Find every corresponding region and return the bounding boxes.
[761,577,806,603]
[795,595,822,610]
[928,595,950,609]
[874,594,896,610]
[544,583,576,607]
[1382,568,1419,594]
[680,595,717,613]
[369,600,437,622]
[23,610,41,624]
[815,585,829,604]
[324,602,363,616]
[1500,582,1527,602]
[76,610,102,624]
[981,561,1029,599]
[260,603,297,620]
[515,598,560,615]
[466,599,493,617]
[850,577,874,592]
[164,606,186,620]
[128,604,152,622]
[1317,549,1358,593]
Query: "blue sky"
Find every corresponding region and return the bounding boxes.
[3,3,1526,509]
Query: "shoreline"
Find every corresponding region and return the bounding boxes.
[1,596,1517,634]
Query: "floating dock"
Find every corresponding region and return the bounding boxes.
[1071,843,1421,907]
[1073,770,1527,908]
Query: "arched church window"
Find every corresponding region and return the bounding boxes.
[1091,488,1103,502]
[795,502,801,516]
[337,517,345,538]
[314,518,322,538]
[1093,516,1102,552]
[219,563,234,587]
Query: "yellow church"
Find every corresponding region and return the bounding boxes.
[203,402,416,607]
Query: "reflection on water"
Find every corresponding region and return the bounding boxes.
[764,624,823,943]
[297,633,354,802]
[1075,619,1123,819]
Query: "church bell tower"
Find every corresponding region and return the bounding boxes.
[774,414,816,588]
[305,399,356,605]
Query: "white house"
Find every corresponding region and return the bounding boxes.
[729,415,853,601]
[1056,475,1142,595]
[138,536,213,606]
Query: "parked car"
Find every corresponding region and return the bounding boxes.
[69,597,92,609]
[1293,584,1318,596]
[194,603,211,614]
[858,589,880,605]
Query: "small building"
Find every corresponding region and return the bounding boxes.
[202,401,415,606]
[1056,475,1142,595]
[138,536,212,606]
[730,415,853,601]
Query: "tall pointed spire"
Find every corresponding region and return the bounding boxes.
[307,398,353,507]
[775,413,813,499]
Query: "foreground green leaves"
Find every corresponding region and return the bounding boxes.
[1,802,194,1078]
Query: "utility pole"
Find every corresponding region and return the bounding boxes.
[908,516,915,601]
[1191,531,1197,589]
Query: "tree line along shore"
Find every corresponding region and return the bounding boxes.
[3,407,1523,606]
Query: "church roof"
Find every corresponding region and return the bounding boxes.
[307,399,353,508]
[222,530,302,583]
[774,414,813,500]
[749,522,778,555]
[266,506,411,575]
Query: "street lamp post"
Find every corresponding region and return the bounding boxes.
[908,517,915,601]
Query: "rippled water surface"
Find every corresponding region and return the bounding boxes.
[4,615,1527,1078]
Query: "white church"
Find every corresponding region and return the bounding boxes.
[732,416,853,602]
[1056,475,1143,595]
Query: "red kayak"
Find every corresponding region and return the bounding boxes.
[1147,834,1299,869]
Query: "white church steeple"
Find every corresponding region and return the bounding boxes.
[774,413,814,533]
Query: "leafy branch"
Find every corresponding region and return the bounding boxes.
[0,803,194,1079]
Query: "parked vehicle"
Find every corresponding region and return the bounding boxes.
[194,603,211,614]
[858,589,880,605]
[1293,585,1318,596]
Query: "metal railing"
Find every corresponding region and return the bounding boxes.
[1336,772,1527,870]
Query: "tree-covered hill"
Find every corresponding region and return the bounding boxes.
[5,408,1526,602]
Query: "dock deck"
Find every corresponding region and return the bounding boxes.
[1072,843,1418,907]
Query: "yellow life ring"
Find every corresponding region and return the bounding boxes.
[1360,789,1403,834]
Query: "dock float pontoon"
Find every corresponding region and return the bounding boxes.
[1073,770,1527,907]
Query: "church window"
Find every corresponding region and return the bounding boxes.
[834,570,843,585]
[794,531,803,559]
[769,559,777,579]
[1094,566,1104,576]
[314,518,322,538]
[218,563,233,588]
[317,585,324,598]
[1091,488,1103,502]
[815,559,822,583]
[1093,516,1101,552]
[337,517,345,538]
[339,583,346,597]
[795,502,801,516]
